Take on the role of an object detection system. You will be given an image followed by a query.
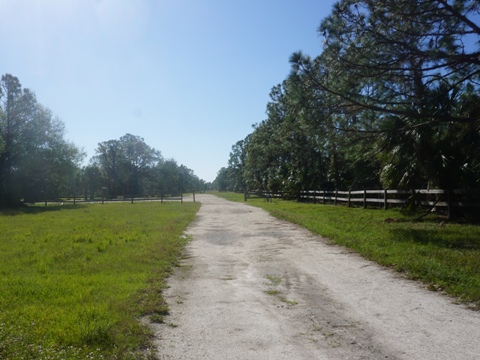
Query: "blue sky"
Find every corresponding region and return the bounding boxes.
[0,0,337,182]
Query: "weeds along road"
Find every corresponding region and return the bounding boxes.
[149,194,480,360]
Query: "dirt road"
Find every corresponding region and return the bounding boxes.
[149,194,480,359]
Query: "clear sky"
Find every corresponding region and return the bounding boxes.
[0,0,337,182]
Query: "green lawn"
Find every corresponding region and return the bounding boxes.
[214,192,480,309]
[0,201,200,359]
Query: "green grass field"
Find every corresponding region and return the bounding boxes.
[214,192,480,309]
[0,201,200,359]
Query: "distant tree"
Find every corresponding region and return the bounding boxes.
[92,134,206,198]
[92,134,161,197]
[240,74,361,193]
[119,133,162,195]
[82,163,102,200]
[213,167,229,192]
[228,137,249,192]
[92,139,123,195]
[177,164,204,193]
[155,161,202,195]
[160,159,179,195]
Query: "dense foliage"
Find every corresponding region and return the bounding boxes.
[216,0,480,192]
[87,134,205,199]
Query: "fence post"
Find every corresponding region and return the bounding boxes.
[323,190,326,205]
[447,189,451,220]
[348,190,351,207]
[334,189,338,206]
[181,193,183,203]
[131,195,134,204]
[363,189,367,209]
[384,189,388,210]
[193,189,196,203]
[313,190,316,204]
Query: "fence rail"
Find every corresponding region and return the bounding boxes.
[246,188,480,219]
[39,191,198,206]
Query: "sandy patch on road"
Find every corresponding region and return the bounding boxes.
[148,194,480,359]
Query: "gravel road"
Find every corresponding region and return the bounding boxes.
[148,194,480,359]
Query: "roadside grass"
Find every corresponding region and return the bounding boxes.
[0,201,200,359]
[214,192,480,309]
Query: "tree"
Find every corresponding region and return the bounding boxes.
[228,137,249,192]
[213,167,229,192]
[0,74,35,206]
[241,74,362,194]
[0,74,84,206]
[82,164,102,200]
[119,133,162,196]
[155,161,203,195]
[293,0,480,124]
[92,134,207,198]
[290,0,480,188]
[92,134,162,197]
[93,139,123,196]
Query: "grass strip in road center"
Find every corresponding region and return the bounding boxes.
[214,192,480,309]
[0,201,200,359]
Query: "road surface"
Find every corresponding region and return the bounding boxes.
[148,194,480,359]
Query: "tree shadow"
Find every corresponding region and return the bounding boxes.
[390,228,480,250]
[0,204,88,216]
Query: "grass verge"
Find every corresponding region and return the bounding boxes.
[214,192,480,309]
[0,201,200,359]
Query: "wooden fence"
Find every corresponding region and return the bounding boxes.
[41,191,197,206]
[246,188,480,219]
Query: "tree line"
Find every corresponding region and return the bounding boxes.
[215,0,480,194]
[0,74,205,207]
[85,133,205,200]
